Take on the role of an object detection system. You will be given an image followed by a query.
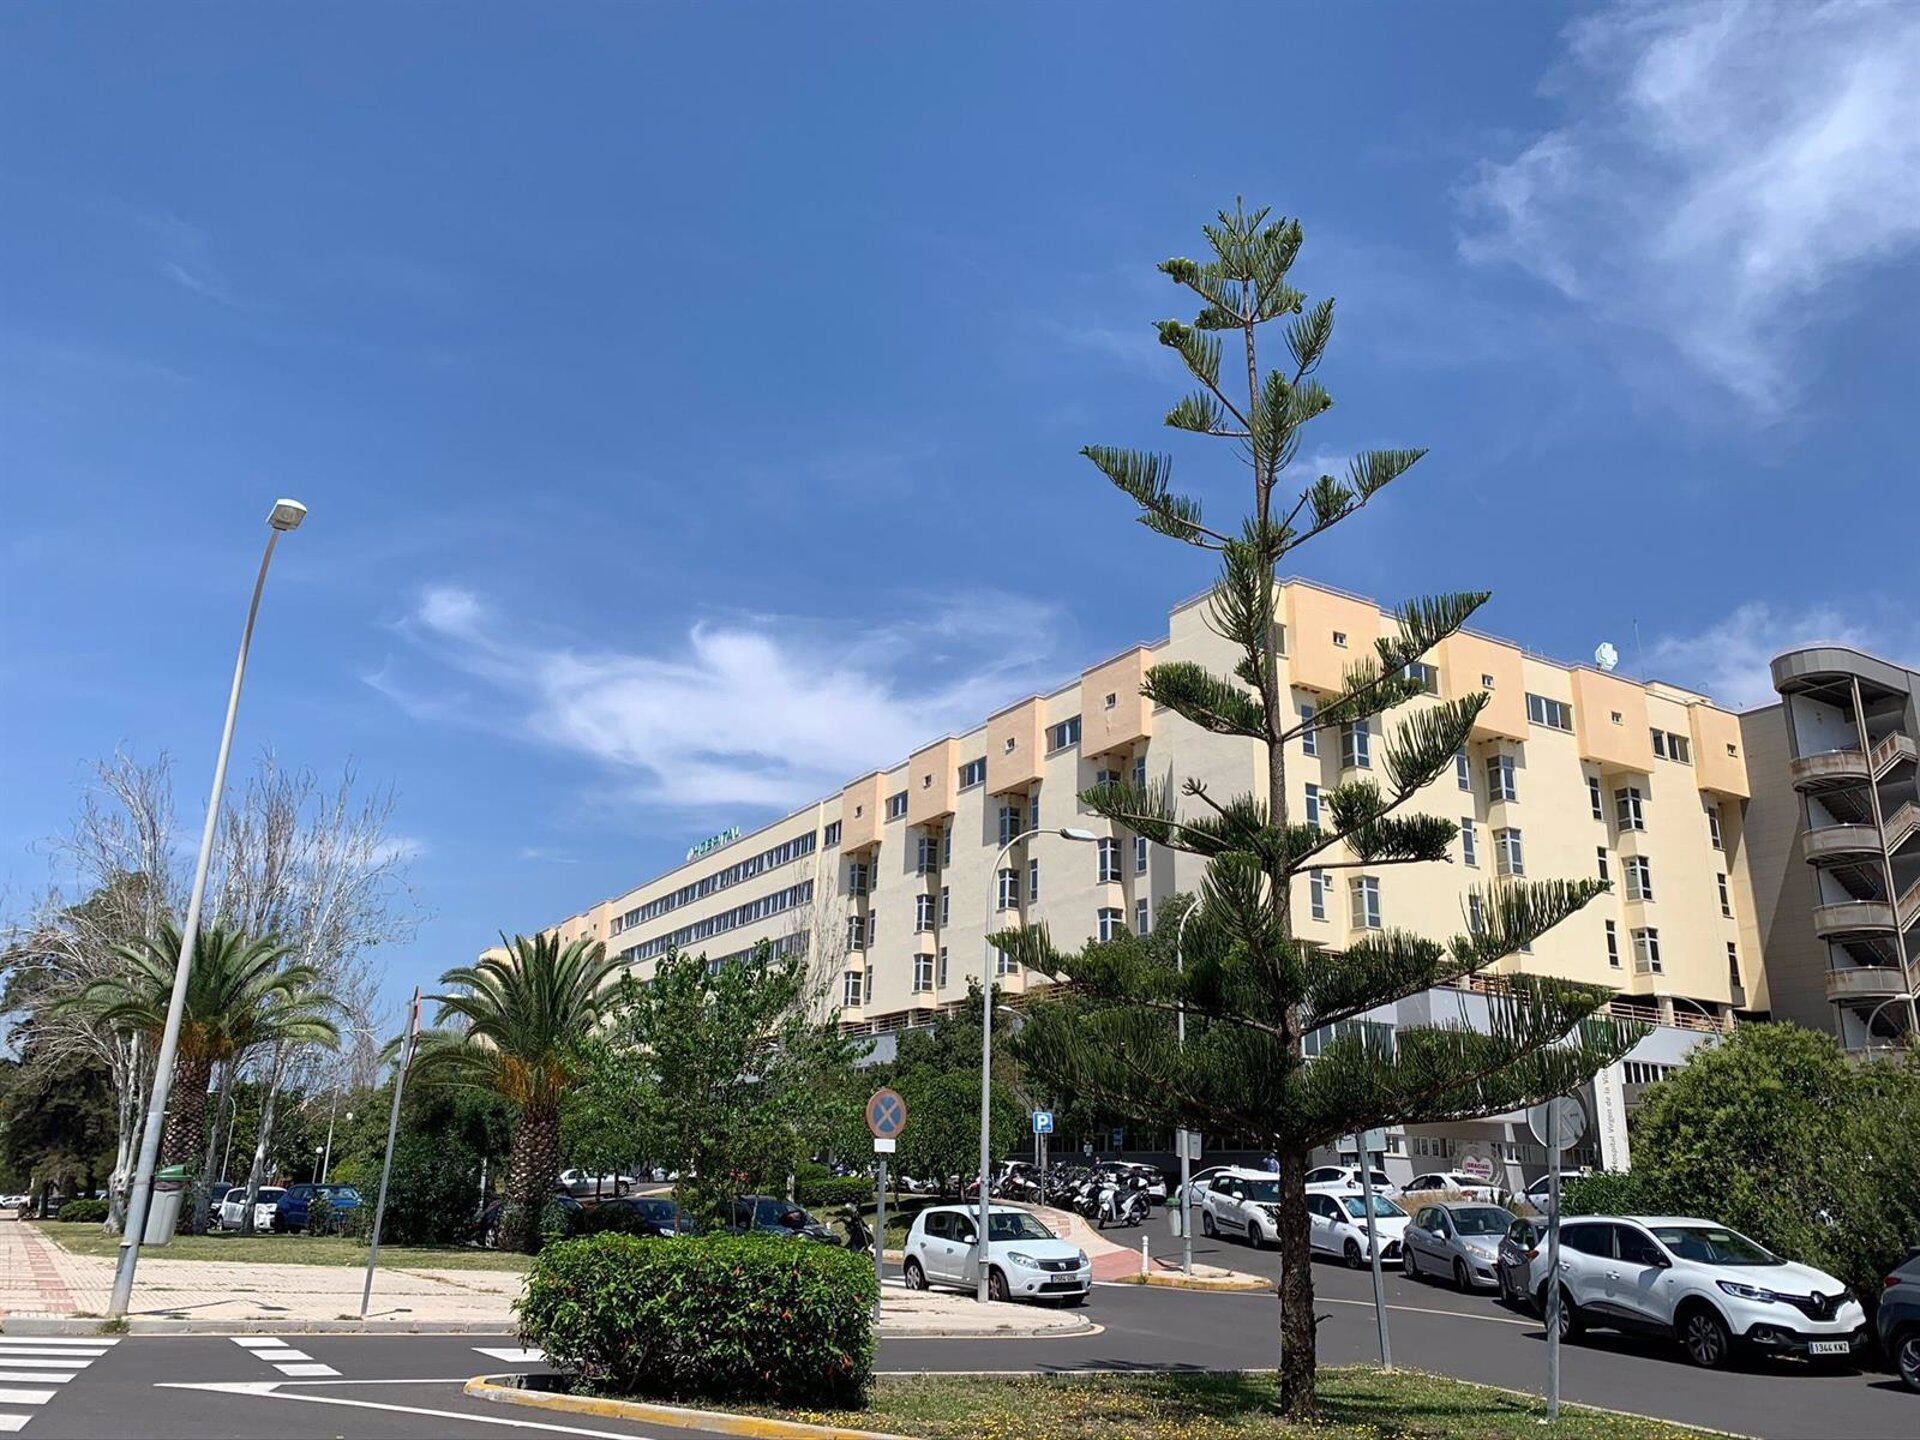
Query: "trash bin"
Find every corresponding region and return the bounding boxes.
[1167,1205,1184,1237]
[142,1165,189,1246]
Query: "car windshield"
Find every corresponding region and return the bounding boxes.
[318,1186,359,1201]
[1451,1206,1511,1235]
[1651,1225,1780,1266]
[258,1189,285,1199]
[1239,1179,1281,1203]
[1342,1195,1406,1219]
[987,1212,1055,1242]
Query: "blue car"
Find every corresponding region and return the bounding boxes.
[1881,1248,1920,1393]
[273,1182,363,1233]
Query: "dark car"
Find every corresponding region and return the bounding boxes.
[1882,1248,1920,1393]
[1496,1214,1542,1306]
[273,1183,364,1233]
[727,1195,840,1244]
[474,1189,581,1248]
[592,1195,700,1238]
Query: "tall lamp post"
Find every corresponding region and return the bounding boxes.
[1174,900,1198,1276]
[976,825,1097,1302]
[1861,991,1919,1056]
[110,498,306,1319]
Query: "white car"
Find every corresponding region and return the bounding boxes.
[1199,1168,1283,1247]
[902,1204,1089,1305]
[1538,1216,1867,1369]
[1178,1165,1235,1207]
[218,1186,284,1231]
[558,1168,634,1198]
[1306,1164,1400,1197]
[251,1190,287,1232]
[1307,1189,1410,1268]
[1404,1169,1502,1203]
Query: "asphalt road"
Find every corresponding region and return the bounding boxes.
[6,1258,1914,1440]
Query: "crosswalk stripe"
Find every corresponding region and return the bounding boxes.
[0,1392,55,1408]
[229,1338,284,1350]
[0,1339,115,1349]
[0,1350,104,1360]
[472,1346,545,1364]
[0,1361,90,1371]
[0,1374,74,1385]
[273,1363,339,1378]
[0,1416,30,1433]
[253,1348,310,1361]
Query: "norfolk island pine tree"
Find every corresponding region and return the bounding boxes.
[1000,203,1645,1417]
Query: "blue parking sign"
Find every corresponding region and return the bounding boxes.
[1031,1110,1054,1135]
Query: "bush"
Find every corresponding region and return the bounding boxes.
[56,1198,108,1224]
[796,1175,873,1210]
[520,1233,875,1407]
[573,1203,656,1238]
[1559,1170,1662,1217]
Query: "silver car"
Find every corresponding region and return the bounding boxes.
[1404,1201,1515,1290]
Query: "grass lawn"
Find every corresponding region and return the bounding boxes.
[31,1221,531,1272]
[736,1369,1716,1440]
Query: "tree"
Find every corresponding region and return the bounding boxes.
[62,921,341,1182]
[885,996,1023,1193]
[411,933,622,1253]
[1004,204,1640,1415]
[590,942,863,1224]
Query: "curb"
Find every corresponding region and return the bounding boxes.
[0,1316,516,1337]
[465,1374,913,1440]
[1133,1270,1269,1293]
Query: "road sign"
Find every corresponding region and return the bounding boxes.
[1031,1110,1054,1135]
[1527,1096,1587,1152]
[866,1088,908,1140]
[872,1137,896,1154]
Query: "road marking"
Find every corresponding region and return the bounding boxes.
[0,1362,91,1371]
[273,1363,341,1378]
[0,1375,72,1386]
[473,1347,546,1365]
[0,1340,115,1349]
[1320,1294,1533,1327]
[0,1393,54,1408]
[159,1381,692,1437]
[0,1349,107,1360]
[0,1418,29,1434]
[229,1338,288,1349]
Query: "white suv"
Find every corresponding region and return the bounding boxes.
[1306,1189,1409,1268]
[1538,1216,1867,1369]
[1306,1165,1399,1197]
[1199,1168,1282,1247]
[1404,1170,1502,1203]
[901,1205,1089,1305]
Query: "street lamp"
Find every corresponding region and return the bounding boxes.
[975,824,1097,1302]
[1174,899,1199,1277]
[109,498,306,1318]
[1861,991,1919,1056]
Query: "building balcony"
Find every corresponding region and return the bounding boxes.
[1812,899,1897,941]
[1791,749,1868,793]
[1802,824,1884,867]
[1825,966,1912,1004]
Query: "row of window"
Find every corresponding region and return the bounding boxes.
[617,879,814,963]
[610,832,818,934]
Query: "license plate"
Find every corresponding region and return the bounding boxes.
[1807,1340,1849,1356]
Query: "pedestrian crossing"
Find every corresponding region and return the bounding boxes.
[228,1336,340,1378]
[471,1345,545,1365]
[0,1336,117,1433]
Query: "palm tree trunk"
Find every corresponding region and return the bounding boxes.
[161,1056,214,1169]
[506,1102,561,1254]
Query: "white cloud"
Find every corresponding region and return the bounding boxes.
[1645,601,1914,710]
[380,586,1079,813]
[1459,1,1920,410]
[371,834,428,864]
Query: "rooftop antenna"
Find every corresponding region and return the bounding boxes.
[1631,618,1646,673]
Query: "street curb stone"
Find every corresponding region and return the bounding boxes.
[466,1374,914,1439]
[0,1315,517,1336]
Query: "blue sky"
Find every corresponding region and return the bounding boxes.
[5,2,1918,1016]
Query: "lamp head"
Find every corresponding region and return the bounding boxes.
[1058,827,1099,843]
[268,498,308,532]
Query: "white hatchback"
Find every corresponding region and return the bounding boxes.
[1306,1189,1410,1268]
[902,1205,1090,1305]
[218,1185,284,1231]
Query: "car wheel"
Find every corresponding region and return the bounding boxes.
[1404,1248,1420,1279]
[1896,1328,1920,1393]
[1454,1258,1472,1291]
[987,1267,1010,1304]
[1201,1210,1217,1238]
[1247,1220,1265,1250]
[1680,1304,1735,1369]
[615,1181,629,1198]
[1549,1285,1585,1340]
[902,1258,927,1291]
[1344,1240,1364,1270]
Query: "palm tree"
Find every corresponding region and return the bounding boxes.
[413,933,621,1252]
[66,921,341,1169]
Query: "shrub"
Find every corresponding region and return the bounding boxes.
[308,1194,337,1235]
[57,1198,108,1224]
[796,1175,872,1210]
[1559,1170,1661,1217]
[573,1203,656,1238]
[519,1233,875,1407]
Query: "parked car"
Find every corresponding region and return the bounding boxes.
[1306,1164,1400,1198]
[215,1186,285,1231]
[1404,1202,1515,1289]
[1404,1170,1503,1204]
[1177,1165,1236,1207]
[474,1189,582,1247]
[1306,1189,1409,1268]
[591,1195,698,1237]
[557,1167,634,1199]
[1537,1216,1867,1369]
[1496,1214,1543,1303]
[272,1183,363,1233]
[251,1189,288,1233]
[1521,1176,1555,1216]
[1199,1167,1283,1248]
[902,1204,1089,1305]
[1880,1248,1920,1393]
[726,1196,839,1244]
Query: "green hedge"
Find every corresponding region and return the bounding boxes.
[56,1198,108,1224]
[1559,1170,1660,1217]
[796,1175,873,1210]
[519,1233,875,1407]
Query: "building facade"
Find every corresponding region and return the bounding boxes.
[530,578,1760,1183]
[1739,646,1920,1053]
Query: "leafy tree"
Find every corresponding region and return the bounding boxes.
[590,942,862,1223]
[887,999,1024,1193]
[411,933,621,1253]
[1619,1024,1920,1303]
[1004,204,1640,1414]
[61,921,340,1171]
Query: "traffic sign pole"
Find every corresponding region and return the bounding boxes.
[865,1088,909,1323]
[1354,1129,1392,1370]
[1545,1098,1561,1421]
[873,1149,887,1323]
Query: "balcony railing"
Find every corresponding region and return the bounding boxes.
[1870,731,1917,777]
[1825,966,1910,1003]
[1885,801,1919,854]
[1802,823,1882,865]
[1790,748,1868,792]
[1813,899,1898,939]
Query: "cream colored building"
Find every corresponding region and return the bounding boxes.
[535,577,1760,1044]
